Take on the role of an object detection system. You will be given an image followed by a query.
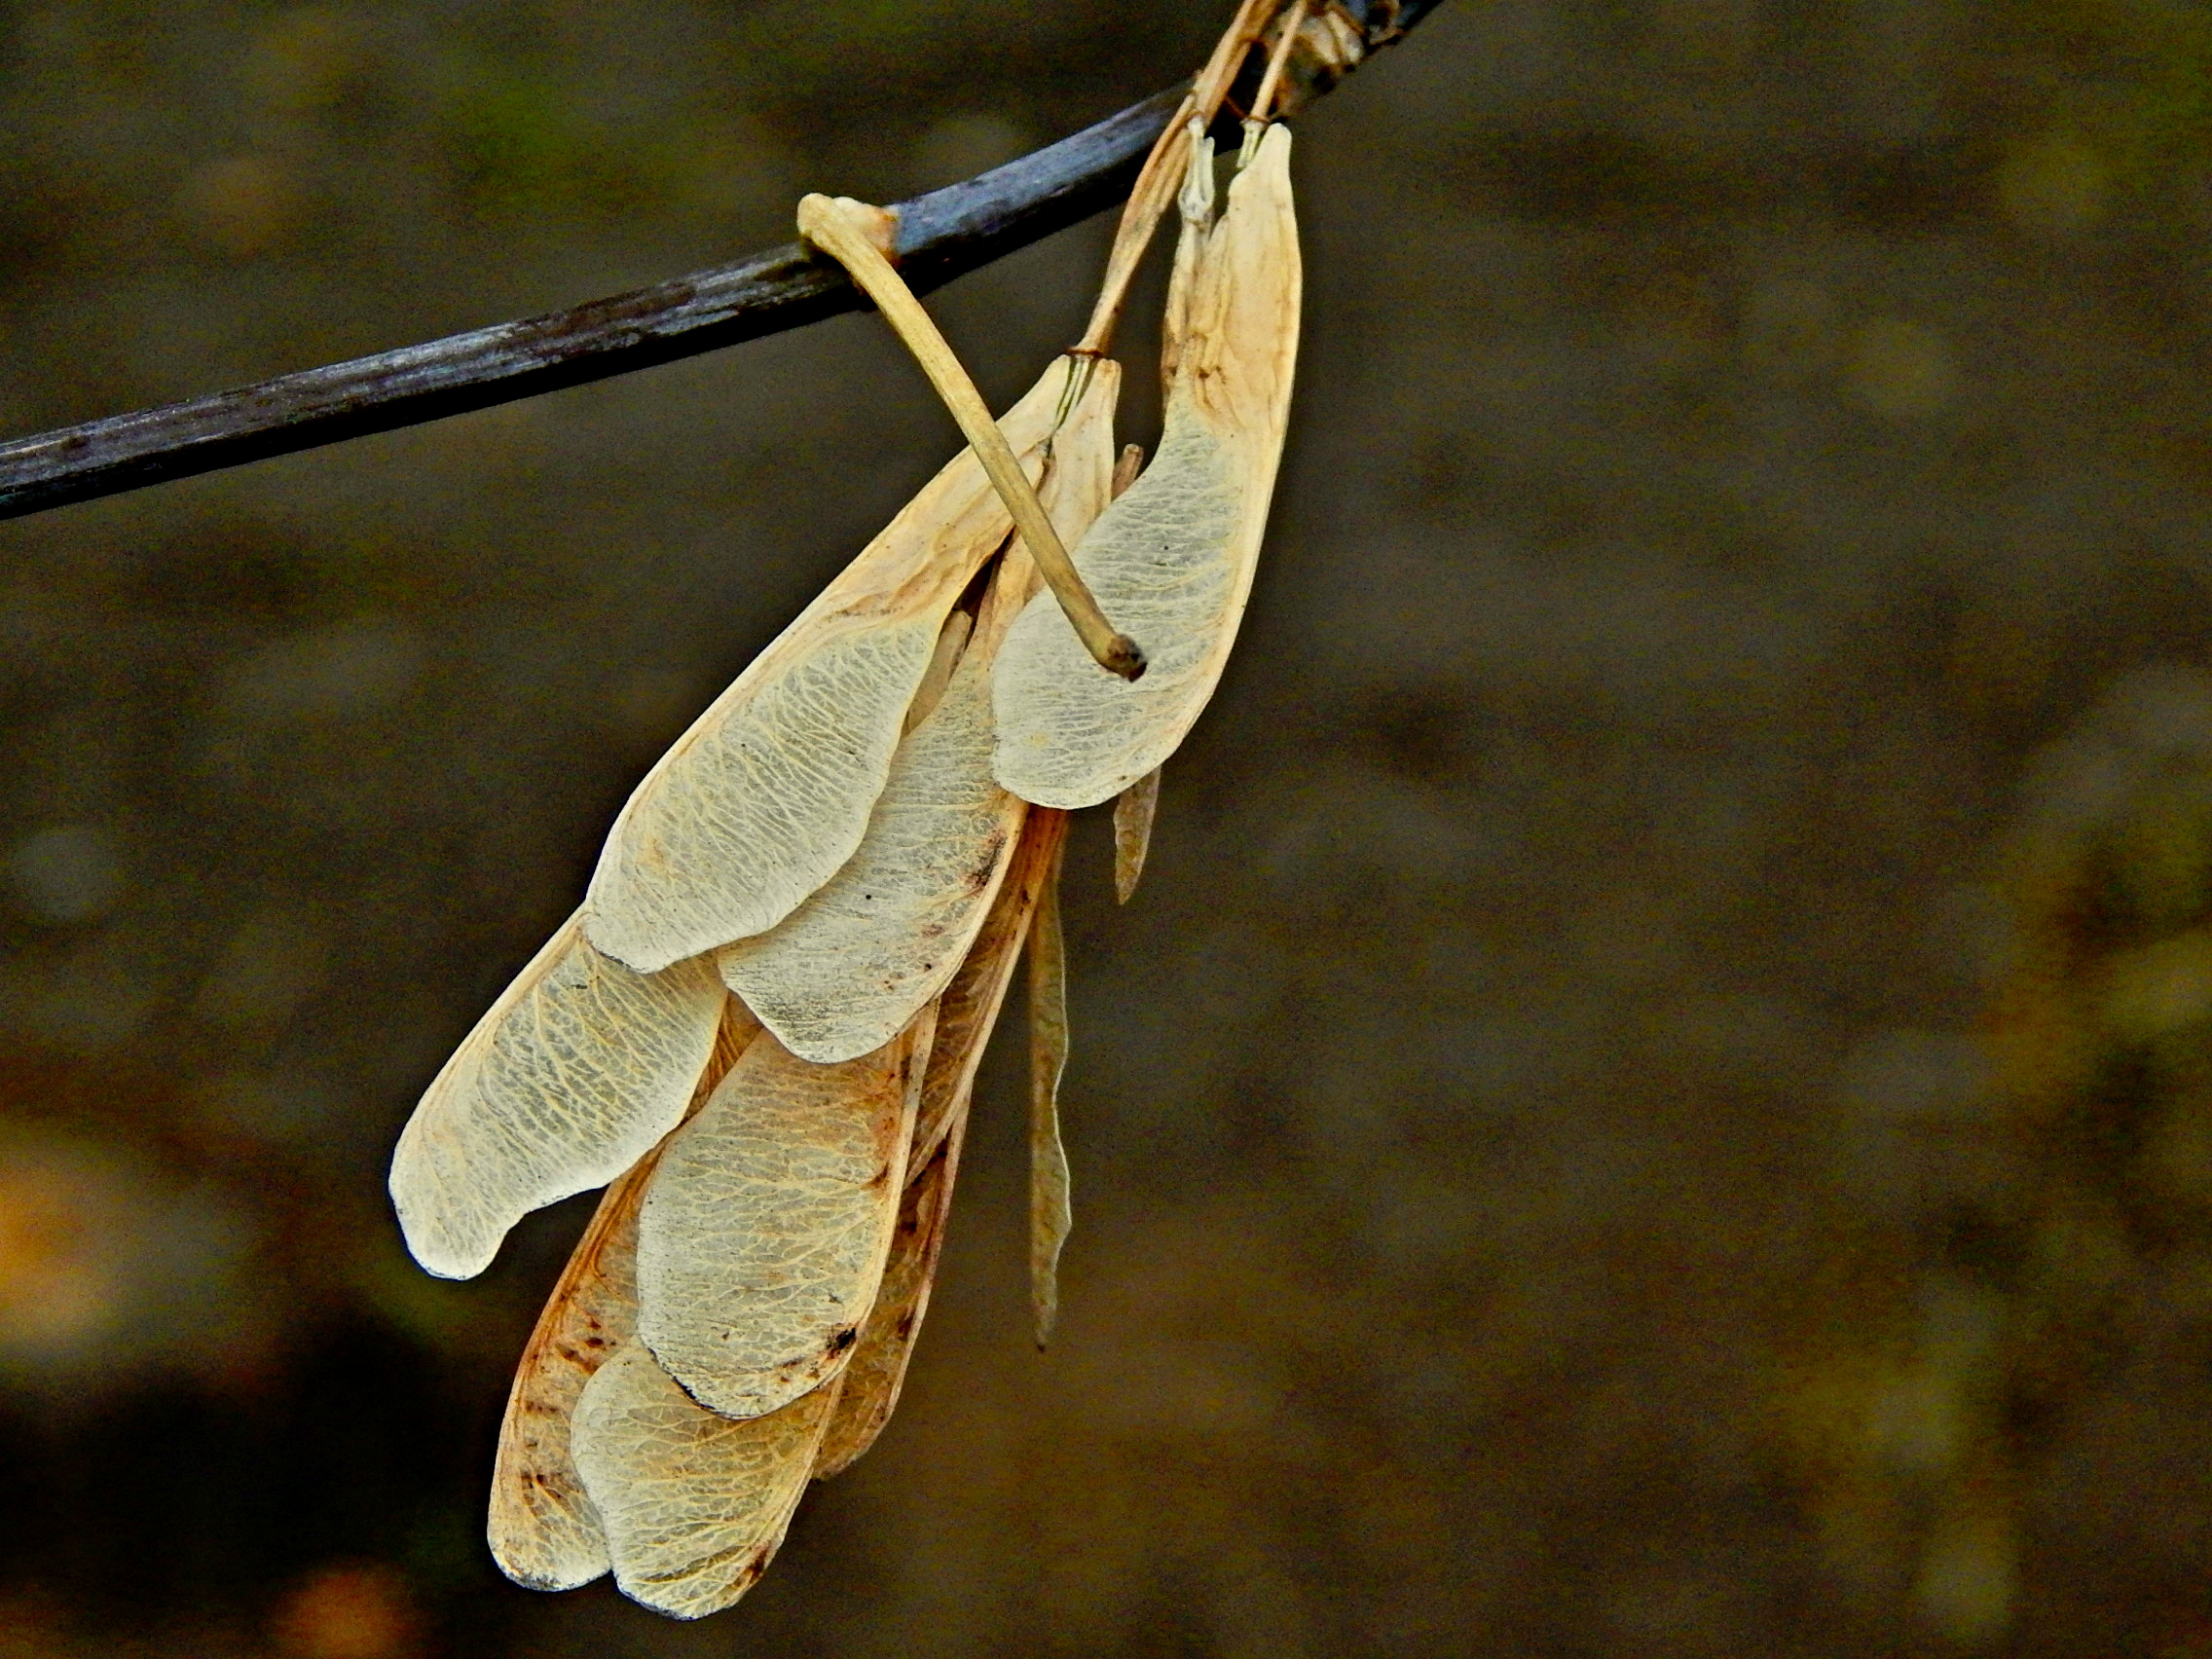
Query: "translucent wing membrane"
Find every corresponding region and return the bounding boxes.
[389,915,725,1279]
[636,1010,935,1419]
[719,363,1119,1063]
[910,807,1069,1174]
[571,1345,843,1620]
[488,998,759,1590]
[585,360,1086,974]
[992,126,1300,808]
[813,1114,967,1477]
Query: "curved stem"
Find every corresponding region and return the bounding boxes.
[797,195,1145,681]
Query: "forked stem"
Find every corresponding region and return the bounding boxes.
[1250,0,1309,127]
[798,195,1145,681]
[1071,0,1284,356]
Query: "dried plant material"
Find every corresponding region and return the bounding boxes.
[799,195,1144,681]
[903,609,973,735]
[488,998,759,1591]
[813,1113,968,1478]
[582,361,1086,975]
[571,1343,842,1619]
[909,807,1069,1176]
[1111,441,1146,498]
[1028,837,1072,1348]
[718,367,1119,1064]
[1073,0,1279,354]
[637,1011,934,1419]
[490,1154,646,1590]
[1112,768,1161,904]
[993,124,1300,810]
[389,915,725,1279]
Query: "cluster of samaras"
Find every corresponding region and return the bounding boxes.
[387,114,1298,1618]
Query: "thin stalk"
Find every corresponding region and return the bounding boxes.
[1250,0,1310,126]
[1071,0,1282,356]
[797,194,1145,681]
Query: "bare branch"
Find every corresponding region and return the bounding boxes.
[0,0,1440,524]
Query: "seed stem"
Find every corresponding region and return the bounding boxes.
[1250,0,1309,128]
[799,194,1144,681]
[1071,0,1282,357]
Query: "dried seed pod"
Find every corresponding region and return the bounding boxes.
[584,360,1088,975]
[992,124,1300,808]
[908,806,1069,1176]
[718,364,1119,1063]
[1027,834,1072,1348]
[487,998,759,1590]
[812,1113,967,1478]
[571,1343,842,1619]
[388,915,725,1279]
[636,1009,935,1419]
[1112,767,1161,903]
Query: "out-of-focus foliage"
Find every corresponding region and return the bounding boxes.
[1778,669,2212,1653]
[5,0,2212,1654]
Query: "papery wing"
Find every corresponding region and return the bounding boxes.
[992,127,1299,809]
[389,913,724,1279]
[718,361,1119,1063]
[636,1010,934,1419]
[585,361,1086,974]
[571,1344,843,1619]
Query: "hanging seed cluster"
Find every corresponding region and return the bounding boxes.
[387,68,1301,1622]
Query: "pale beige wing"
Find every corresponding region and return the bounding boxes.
[1026,834,1073,1348]
[585,360,1088,974]
[909,806,1069,1176]
[812,1105,969,1478]
[810,820,1073,1471]
[571,1343,843,1619]
[992,126,1300,809]
[636,1010,933,1419]
[1112,766,1161,903]
[389,912,725,1279]
[488,1157,645,1591]
[488,998,760,1590]
[717,362,1120,1064]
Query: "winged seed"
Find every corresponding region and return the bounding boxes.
[389,915,724,1279]
[636,1012,932,1419]
[571,1343,841,1619]
[991,124,1299,809]
[717,364,1118,1063]
[584,359,1088,974]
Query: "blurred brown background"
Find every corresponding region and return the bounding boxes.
[4,0,2212,1653]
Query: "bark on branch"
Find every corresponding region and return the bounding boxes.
[0,0,1439,523]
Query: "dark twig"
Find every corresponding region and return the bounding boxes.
[0,0,1440,523]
